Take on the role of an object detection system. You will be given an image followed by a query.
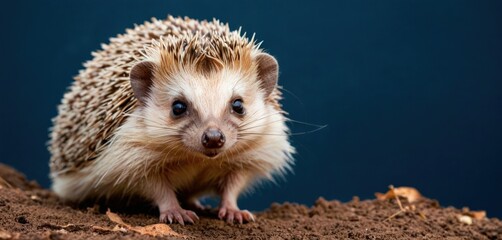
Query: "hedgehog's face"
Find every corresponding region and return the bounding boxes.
[130,53,279,159]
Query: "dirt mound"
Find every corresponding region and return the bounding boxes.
[0,163,501,239]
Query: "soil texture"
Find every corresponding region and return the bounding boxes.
[0,163,500,239]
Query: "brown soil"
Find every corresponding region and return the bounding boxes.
[0,163,501,240]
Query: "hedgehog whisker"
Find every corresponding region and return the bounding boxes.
[239,118,287,132]
[237,108,260,127]
[154,143,179,172]
[239,108,265,124]
[279,86,304,106]
[236,135,261,144]
[240,117,327,135]
[239,111,284,128]
[236,136,264,150]
[125,113,180,131]
[153,141,182,173]
[285,118,327,129]
[142,133,183,140]
[125,113,168,126]
[140,124,181,136]
[233,138,255,159]
[239,125,326,136]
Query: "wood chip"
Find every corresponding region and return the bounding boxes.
[458,215,473,225]
[0,229,12,240]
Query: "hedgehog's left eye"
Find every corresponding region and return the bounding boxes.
[172,100,188,116]
[231,99,245,115]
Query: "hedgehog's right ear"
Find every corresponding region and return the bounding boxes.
[255,53,279,97]
[130,61,156,105]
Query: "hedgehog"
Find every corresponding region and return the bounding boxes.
[49,16,294,225]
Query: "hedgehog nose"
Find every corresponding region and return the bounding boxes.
[202,128,225,149]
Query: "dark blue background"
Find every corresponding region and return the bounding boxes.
[1,1,501,217]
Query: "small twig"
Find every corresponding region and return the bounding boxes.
[389,185,404,211]
[382,185,427,222]
[418,211,427,220]
[383,185,407,222]
[0,176,12,189]
[384,209,404,222]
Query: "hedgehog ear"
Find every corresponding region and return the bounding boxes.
[130,61,156,105]
[255,53,279,97]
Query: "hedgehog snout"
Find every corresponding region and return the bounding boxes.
[201,127,225,149]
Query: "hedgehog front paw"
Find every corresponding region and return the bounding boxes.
[218,207,255,224]
[159,208,199,225]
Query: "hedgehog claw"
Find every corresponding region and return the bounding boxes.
[160,208,198,225]
[218,207,254,224]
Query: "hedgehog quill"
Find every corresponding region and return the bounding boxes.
[49,16,294,225]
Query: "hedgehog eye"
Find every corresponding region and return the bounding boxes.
[231,99,245,115]
[172,100,187,116]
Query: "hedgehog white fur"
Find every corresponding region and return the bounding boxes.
[49,16,294,224]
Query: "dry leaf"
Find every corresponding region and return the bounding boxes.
[91,225,114,234]
[131,224,180,237]
[469,211,486,220]
[375,186,422,203]
[106,210,127,226]
[39,223,85,232]
[112,225,128,233]
[461,209,486,220]
[104,209,185,238]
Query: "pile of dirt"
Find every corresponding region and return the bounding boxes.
[0,163,501,239]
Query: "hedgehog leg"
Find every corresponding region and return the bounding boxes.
[155,187,199,225]
[217,173,255,224]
